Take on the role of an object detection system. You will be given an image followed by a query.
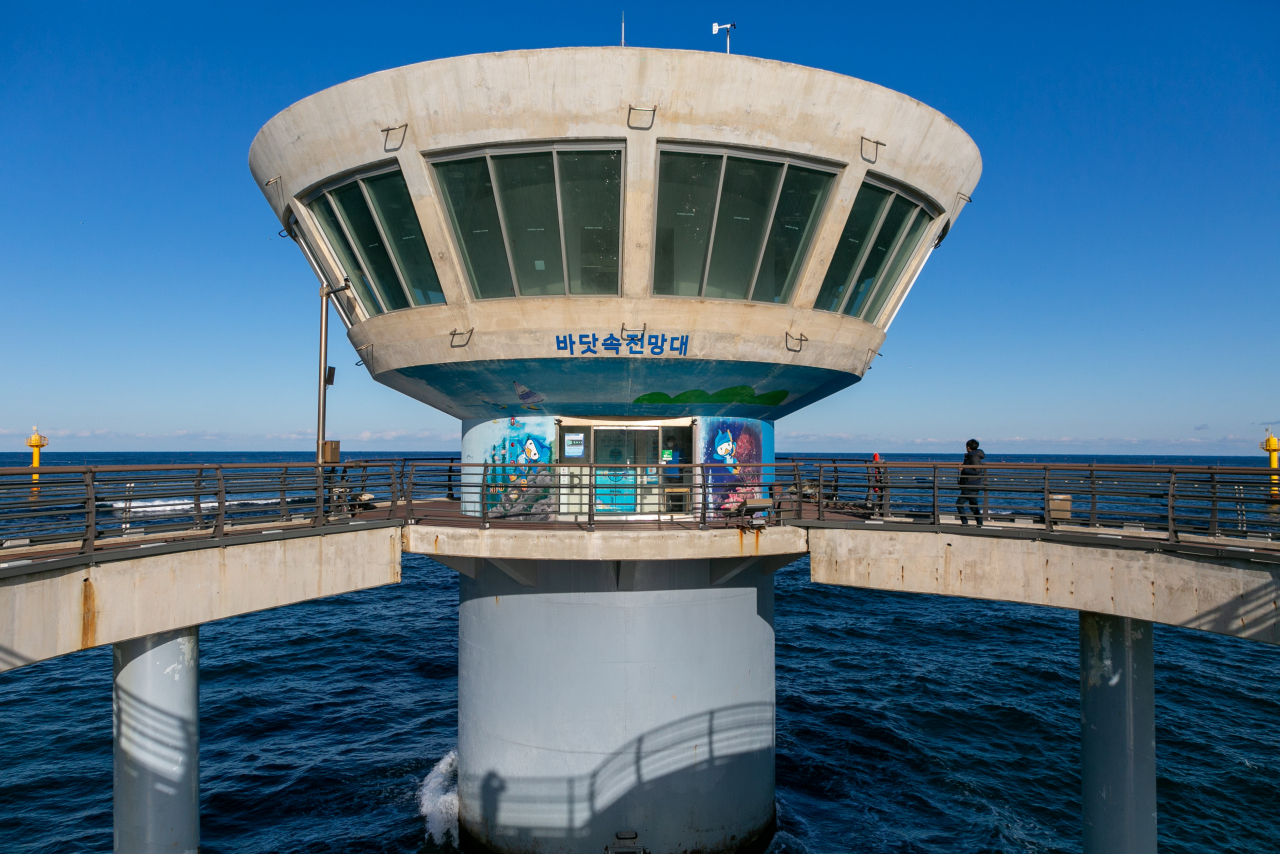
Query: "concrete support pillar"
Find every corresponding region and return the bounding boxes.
[113,627,200,854]
[457,559,776,854]
[1079,612,1156,854]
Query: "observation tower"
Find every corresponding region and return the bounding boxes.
[250,47,981,854]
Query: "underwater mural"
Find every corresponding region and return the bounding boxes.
[460,416,558,520]
[696,417,775,514]
[384,358,857,421]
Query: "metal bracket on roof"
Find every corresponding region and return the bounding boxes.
[264,175,284,208]
[381,123,408,152]
[785,331,808,353]
[860,137,885,164]
[861,349,879,374]
[627,105,656,130]
[450,327,474,348]
[935,193,972,248]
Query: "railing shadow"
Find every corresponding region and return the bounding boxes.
[1174,564,1280,643]
[460,702,775,852]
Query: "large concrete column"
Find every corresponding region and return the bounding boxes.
[113,627,200,854]
[457,559,776,854]
[1079,612,1156,854]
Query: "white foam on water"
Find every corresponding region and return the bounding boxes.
[106,497,282,514]
[418,749,458,845]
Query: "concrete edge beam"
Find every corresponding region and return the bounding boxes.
[0,527,401,674]
[808,527,1280,646]
[404,524,809,563]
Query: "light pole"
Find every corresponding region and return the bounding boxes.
[712,21,736,54]
[317,278,349,465]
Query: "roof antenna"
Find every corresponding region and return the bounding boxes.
[712,21,736,54]
[621,11,625,47]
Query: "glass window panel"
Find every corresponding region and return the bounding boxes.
[750,166,833,304]
[813,183,891,313]
[860,209,932,323]
[331,183,410,311]
[653,152,722,296]
[363,171,446,305]
[703,157,784,300]
[491,152,565,296]
[308,195,382,317]
[434,158,516,299]
[843,194,915,317]
[558,150,622,295]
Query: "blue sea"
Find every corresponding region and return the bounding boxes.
[1,452,1277,853]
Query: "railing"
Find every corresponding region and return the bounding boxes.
[2,458,1277,575]
[449,462,796,531]
[0,459,458,574]
[802,461,1280,542]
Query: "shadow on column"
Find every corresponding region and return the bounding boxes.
[459,702,775,854]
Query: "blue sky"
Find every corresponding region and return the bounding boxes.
[1,1,1276,455]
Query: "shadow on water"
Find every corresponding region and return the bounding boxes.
[461,703,775,854]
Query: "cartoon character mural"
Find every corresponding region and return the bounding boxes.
[460,416,558,520]
[698,418,774,514]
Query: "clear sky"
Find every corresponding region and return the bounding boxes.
[2,2,1276,456]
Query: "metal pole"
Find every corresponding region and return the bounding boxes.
[114,626,200,854]
[315,279,349,466]
[316,288,329,466]
[1079,612,1156,854]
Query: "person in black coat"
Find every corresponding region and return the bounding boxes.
[957,439,985,526]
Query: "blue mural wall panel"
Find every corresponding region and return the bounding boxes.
[695,417,775,514]
[460,417,558,518]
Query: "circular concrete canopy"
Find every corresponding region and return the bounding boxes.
[250,48,981,421]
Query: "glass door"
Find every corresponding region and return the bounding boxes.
[593,428,659,513]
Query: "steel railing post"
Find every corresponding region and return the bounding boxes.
[82,470,96,555]
[588,464,596,532]
[389,462,400,521]
[481,464,491,529]
[215,468,226,538]
[314,464,325,527]
[818,466,825,521]
[279,468,288,521]
[1043,468,1053,532]
[1209,469,1219,538]
[932,465,939,525]
[787,463,797,519]
[1167,471,1177,542]
[192,468,205,528]
[1089,466,1097,527]
[883,468,892,518]
[699,464,708,530]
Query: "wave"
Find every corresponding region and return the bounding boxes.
[101,497,299,515]
[418,749,458,846]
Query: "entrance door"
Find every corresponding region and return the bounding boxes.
[593,428,659,513]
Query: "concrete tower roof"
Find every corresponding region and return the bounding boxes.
[250,48,982,420]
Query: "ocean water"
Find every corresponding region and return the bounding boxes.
[1,452,1277,853]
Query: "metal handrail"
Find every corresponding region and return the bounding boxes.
[2,459,1277,575]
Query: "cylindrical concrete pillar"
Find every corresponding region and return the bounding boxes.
[458,559,776,854]
[113,627,200,854]
[1079,612,1156,854]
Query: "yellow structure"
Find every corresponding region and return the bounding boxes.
[1263,427,1279,497]
[25,426,48,483]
